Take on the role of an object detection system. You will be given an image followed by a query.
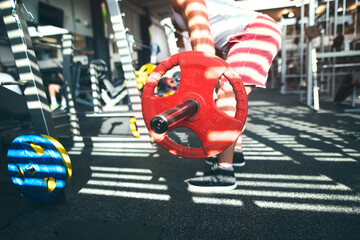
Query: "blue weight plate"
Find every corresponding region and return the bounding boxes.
[7,134,67,203]
[42,135,72,186]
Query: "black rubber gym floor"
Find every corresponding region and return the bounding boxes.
[1,88,359,240]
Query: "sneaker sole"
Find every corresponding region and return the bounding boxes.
[187,182,237,192]
[51,106,60,111]
[233,162,245,167]
[204,158,216,166]
[205,159,245,167]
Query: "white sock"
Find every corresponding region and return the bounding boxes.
[50,97,57,105]
[218,163,233,168]
[61,98,66,106]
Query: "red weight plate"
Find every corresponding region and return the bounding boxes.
[142,51,247,158]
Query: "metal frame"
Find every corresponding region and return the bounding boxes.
[281,0,360,111]
[160,17,179,56]
[0,0,57,137]
[159,17,181,79]
[61,34,81,136]
[105,0,149,138]
[279,16,308,95]
[89,62,128,113]
[306,0,319,110]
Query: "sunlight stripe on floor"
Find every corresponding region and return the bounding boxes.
[242,143,268,147]
[235,173,332,181]
[86,180,168,190]
[91,148,157,153]
[347,153,360,157]
[242,152,283,156]
[267,136,296,140]
[314,157,357,162]
[291,148,322,152]
[235,181,351,191]
[254,201,360,214]
[79,188,170,201]
[272,140,299,144]
[90,166,152,174]
[242,147,275,152]
[90,151,158,157]
[303,152,343,157]
[91,173,153,181]
[244,156,293,161]
[242,140,263,143]
[282,144,307,148]
[192,197,243,206]
[68,150,82,155]
[216,189,360,202]
[343,149,359,153]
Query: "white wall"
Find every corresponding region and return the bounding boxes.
[24,0,93,37]
[73,0,93,37]
[0,46,15,65]
[121,5,142,46]
[107,1,143,72]
[108,2,171,65]
[4,1,173,70]
[150,17,170,63]
[17,0,173,63]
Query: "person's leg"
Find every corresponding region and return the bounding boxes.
[187,14,281,191]
[48,84,60,110]
[187,83,253,191]
[48,84,59,98]
[217,14,282,166]
[60,96,67,110]
[59,87,67,110]
[216,83,254,167]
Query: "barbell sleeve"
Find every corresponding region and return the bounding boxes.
[150,100,198,134]
[0,80,28,86]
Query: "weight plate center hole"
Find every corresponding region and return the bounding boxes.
[167,127,203,148]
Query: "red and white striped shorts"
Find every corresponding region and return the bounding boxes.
[224,14,282,88]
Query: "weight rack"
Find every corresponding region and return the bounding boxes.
[0,0,57,137]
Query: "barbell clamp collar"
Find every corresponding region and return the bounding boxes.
[150,115,169,134]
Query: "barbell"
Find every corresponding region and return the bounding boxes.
[141,51,247,159]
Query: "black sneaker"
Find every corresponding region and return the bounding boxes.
[205,151,245,167]
[186,163,237,191]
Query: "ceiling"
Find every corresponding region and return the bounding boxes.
[126,0,305,20]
